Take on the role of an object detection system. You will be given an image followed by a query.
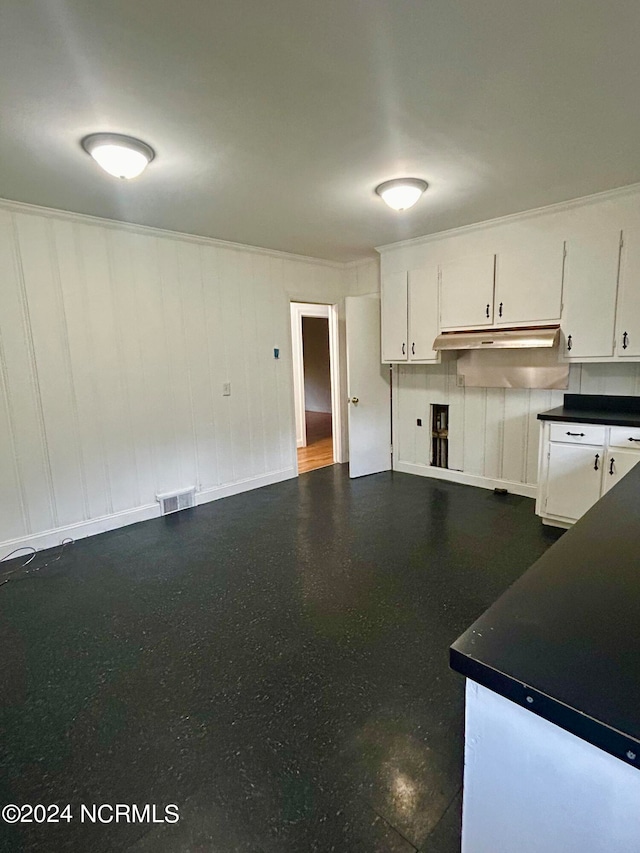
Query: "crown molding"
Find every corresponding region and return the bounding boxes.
[0,196,347,269]
[342,255,379,270]
[375,182,640,254]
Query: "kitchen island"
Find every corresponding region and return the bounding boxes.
[450,460,640,852]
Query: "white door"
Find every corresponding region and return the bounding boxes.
[602,449,640,494]
[381,270,408,362]
[440,254,495,330]
[544,442,603,521]
[346,295,391,478]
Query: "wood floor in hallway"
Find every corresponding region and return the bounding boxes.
[297,411,333,473]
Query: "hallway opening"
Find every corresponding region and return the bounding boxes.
[290,302,340,474]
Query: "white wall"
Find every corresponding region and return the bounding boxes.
[344,258,380,296]
[0,202,348,553]
[394,360,640,495]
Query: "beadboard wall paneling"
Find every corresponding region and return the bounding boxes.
[0,205,347,553]
[344,258,380,295]
[394,360,640,491]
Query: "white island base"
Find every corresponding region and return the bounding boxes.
[461,681,640,853]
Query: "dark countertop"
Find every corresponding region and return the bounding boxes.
[538,393,640,427]
[450,460,640,768]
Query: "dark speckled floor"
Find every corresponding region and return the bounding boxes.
[0,467,562,852]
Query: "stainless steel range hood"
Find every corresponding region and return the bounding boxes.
[433,325,560,351]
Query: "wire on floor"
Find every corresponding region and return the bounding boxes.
[0,539,74,588]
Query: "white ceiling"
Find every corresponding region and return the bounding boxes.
[2,0,640,262]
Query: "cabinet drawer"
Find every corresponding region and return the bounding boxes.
[608,426,640,448]
[549,423,605,445]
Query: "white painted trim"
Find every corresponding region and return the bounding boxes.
[391,363,399,467]
[376,182,640,254]
[0,468,295,558]
[394,460,537,498]
[542,517,572,529]
[289,301,343,465]
[328,304,343,464]
[290,303,309,447]
[343,256,378,269]
[0,197,345,269]
[195,468,296,504]
[0,503,160,557]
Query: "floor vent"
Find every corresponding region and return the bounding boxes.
[157,488,196,516]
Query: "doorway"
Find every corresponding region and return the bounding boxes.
[290,302,341,474]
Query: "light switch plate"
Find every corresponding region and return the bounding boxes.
[222,382,231,396]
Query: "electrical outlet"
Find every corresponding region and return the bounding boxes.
[456,374,465,387]
[222,382,231,396]
[417,418,422,427]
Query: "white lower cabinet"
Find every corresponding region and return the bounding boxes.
[544,442,603,521]
[602,449,640,494]
[537,421,640,526]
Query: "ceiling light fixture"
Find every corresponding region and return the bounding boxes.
[81,133,155,179]
[375,178,428,211]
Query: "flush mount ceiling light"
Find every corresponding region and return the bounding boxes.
[375,178,428,211]
[81,133,155,179]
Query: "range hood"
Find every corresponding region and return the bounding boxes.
[433,325,560,351]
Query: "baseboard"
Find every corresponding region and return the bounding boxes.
[0,503,160,559]
[394,461,538,499]
[541,517,573,529]
[1,467,297,559]
[196,468,296,505]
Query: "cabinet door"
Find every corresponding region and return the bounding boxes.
[615,229,640,357]
[544,442,603,521]
[408,266,439,362]
[381,271,408,362]
[561,230,621,359]
[602,449,640,494]
[440,254,495,330]
[494,239,563,327]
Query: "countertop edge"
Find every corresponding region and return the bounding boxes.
[449,647,640,769]
[537,410,640,427]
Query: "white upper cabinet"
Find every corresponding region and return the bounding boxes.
[561,229,621,360]
[615,228,640,357]
[408,266,439,361]
[381,270,408,362]
[380,187,640,363]
[440,254,495,330]
[381,262,440,364]
[494,237,563,327]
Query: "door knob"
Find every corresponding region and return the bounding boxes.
[350,397,359,404]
